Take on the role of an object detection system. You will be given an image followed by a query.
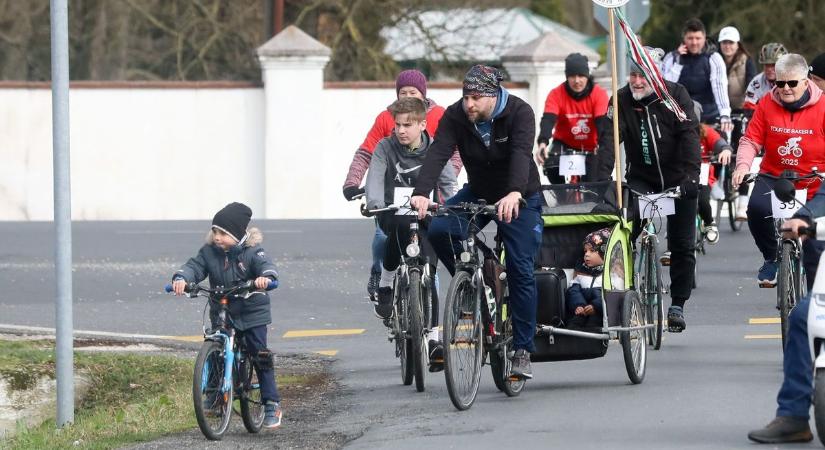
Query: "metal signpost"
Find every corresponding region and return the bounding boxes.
[50,0,74,427]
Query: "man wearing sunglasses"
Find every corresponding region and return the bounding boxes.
[732,54,825,287]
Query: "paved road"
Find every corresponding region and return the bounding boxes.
[0,219,818,448]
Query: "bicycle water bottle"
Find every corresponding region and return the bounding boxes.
[484,285,497,318]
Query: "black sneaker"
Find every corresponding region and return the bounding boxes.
[428,340,444,372]
[367,270,380,302]
[509,349,533,380]
[667,305,686,332]
[374,287,394,319]
[747,416,812,443]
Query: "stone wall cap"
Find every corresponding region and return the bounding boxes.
[501,30,599,63]
[257,25,331,58]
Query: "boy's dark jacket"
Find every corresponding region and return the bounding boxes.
[173,227,278,331]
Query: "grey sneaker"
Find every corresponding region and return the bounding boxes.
[263,401,282,429]
[509,349,533,380]
[747,416,812,443]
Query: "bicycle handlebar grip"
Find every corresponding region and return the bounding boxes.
[164,284,173,293]
[267,280,278,290]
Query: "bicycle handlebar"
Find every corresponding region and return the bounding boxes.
[165,279,278,295]
[628,186,682,199]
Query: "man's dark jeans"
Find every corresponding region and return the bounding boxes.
[427,186,542,352]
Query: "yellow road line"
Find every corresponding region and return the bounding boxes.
[745,334,782,340]
[314,350,339,356]
[749,318,780,325]
[282,329,365,338]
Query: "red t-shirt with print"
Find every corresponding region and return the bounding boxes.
[543,82,609,152]
[744,94,825,200]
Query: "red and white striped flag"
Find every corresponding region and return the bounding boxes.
[615,8,689,122]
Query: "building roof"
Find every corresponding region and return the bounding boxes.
[381,7,598,62]
[502,29,600,63]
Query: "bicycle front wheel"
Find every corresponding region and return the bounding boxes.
[193,340,233,440]
[641,243,664,350]
[408,270,428,392]
[778,242,802,349]
[443,270,483,411]
[239,355,264,433]
[395,278,414,386]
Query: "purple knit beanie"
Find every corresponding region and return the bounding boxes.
[395,70,427,98]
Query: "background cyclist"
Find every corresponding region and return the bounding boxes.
[662,18,733,136]
[534,52,612,183]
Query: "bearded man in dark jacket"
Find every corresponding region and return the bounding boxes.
[600,47,701,333]
[410,65,542,381]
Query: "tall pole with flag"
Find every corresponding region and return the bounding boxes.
[593,0,630,210]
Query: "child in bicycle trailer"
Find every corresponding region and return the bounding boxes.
[171,202,283,429]
[566,228,610,329]
[365,97,458,366]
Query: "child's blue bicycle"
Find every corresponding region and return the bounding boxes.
[165,279,277,440]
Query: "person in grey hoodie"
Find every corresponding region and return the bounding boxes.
[365,97,458,321]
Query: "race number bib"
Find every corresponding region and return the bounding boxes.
[392,187,414,215]
[559,154,586,176]
[638,193,676,219]
[770,189,807,219]
[699,163,710,185]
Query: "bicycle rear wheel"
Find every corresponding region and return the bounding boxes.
[193,340,233,440]
[239,355,264,433]
[443,270,483,411]
[408,270,428,392]
[489,310,525,397]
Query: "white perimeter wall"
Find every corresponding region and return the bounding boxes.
[0,84,531,220]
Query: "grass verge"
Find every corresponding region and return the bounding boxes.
[0,340,303,450]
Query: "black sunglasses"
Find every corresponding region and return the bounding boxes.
[776,79,804,88]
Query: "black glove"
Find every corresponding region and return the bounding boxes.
[679,179,699,199]
[343,185,365,201]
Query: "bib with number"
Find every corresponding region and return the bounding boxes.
[638,193,676,219]
[699,163,710,185]
[770,189,807,219]
[392,187,414,215]
[559,154,587,176]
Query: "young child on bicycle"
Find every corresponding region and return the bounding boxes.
[171,202,283,429]
[566,228,611,329]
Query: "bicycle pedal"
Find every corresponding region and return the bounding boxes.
[759,282,777,289]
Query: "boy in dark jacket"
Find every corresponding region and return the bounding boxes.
[171,202,282,429]
[566,228,610,329]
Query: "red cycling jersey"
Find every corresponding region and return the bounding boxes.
[543,82,609,152]
[740,85,825,200]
